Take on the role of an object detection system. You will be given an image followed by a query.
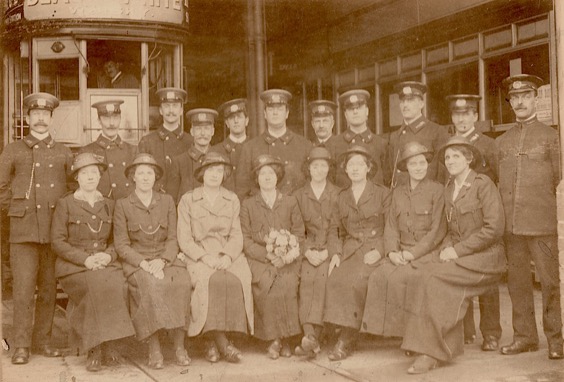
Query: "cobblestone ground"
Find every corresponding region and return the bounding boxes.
[2,284,563,382]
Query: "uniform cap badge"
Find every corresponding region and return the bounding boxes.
[318,105,326,112]
[166,91,175,99]
[37,99,46,106]
[403,86,413,95]
[106,104,115,112]
[230,104,239,112]
[349,95,358,103]
[513,81,522,89]
[455,99,466,107]
[272,95,281,103]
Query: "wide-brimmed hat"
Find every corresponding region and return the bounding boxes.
[194,151,233,184]
[252,154,285,185]
[397,141,434,172]
[305,147,333,166]
[437,136,482,169]
[339,145,377,173]
[71,152,107,177]
[124,153,164,180]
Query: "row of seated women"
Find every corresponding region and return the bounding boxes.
[50,134,505,375]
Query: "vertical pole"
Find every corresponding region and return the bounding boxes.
[253,0,266,135]
[246,0,258,137]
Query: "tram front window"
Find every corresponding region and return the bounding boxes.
[39,58,79,100]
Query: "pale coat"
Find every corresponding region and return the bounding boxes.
[177,187,253,336]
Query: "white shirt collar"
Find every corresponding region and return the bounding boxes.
[30,131,49,141]
[229,134,247,143]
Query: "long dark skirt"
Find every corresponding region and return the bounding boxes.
[401,262,501,362]
[299,258,329,327]
[128,266,191,340]
[362,260,417,337]
[59,266,135,353]
[324,252,374,329]
[251,263,301,341]
[201,270,248,334]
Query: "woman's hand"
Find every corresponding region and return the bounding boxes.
[147,258,166,274]
[364,249,382,265]
[271,255,285,268]
[401,250,415,262]
[93,252,112,267]
[305,249,321,266]
[439,247,458,262]
[140,260,151,273]
[201,254,219,269]
[388,251,407,266]
[328,254,341,276]
[84,256,99,270]
[216,254,232,270]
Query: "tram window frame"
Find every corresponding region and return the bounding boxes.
[379,76,419,135]
[86,40,142,90]
[38,58,80,101]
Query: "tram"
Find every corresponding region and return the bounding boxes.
[2,0,189,148]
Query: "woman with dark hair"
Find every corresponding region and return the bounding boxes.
[177,152,253,363]
[324,146,391,361]
[401,136,505,374]
[51,153,135,372]
[240,154,305,359]
[362,141,446,337]
[113,153,191,369]
[293,147,339,358]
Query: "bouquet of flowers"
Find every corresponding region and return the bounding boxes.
[265,228,300,266]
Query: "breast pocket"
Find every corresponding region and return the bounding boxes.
[413,203,433,230]
[251,221,265,243]
[67,215,84,240]
[361,203,384,228]
[525,146,549,162]
[457,201,483,230]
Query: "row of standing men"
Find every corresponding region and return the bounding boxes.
[0,74,561,370]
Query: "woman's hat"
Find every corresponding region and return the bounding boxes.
[71,152,107,177]
[124,153,164,180]
[339,145,377,172]
[437,136,482,169]
[194,151,233,184]
[305,146,333,166]
[397,141,434,172]
[252,154,285,185]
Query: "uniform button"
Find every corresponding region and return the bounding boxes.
[165,155,170,160]
[50,184,54,188]
[111,183,117,188]
[165,136,170,140]
[107,146,111,149]
[233,166,237,170]
[92,215,97,219]
[352,139,356,143]
[49,164,53,168]
[271,143,275,146]
[109,163,114,168]
[34,145,39,149]
[231,148,235,152]
[93,242,99,248]
[37,204,41,209]
[125,183,129,187]
[122,162,126,166]
[35,163,40,167]
[283,141,287,145]
[47,145,51,148]
[371,230,376,235]
[285,161,289,165]
[35,184,40,188]
[402,130,406,134]
[76,220,80,224]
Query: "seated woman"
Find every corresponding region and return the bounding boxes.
[177,152,253,363]
[240,154,305,359]
[293,147,339,358]
[51,153,135,372]
[362,141,446,337]
[401,136,506,374]
[324,146,390,361]
[113,153,191,370]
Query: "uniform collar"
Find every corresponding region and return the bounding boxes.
[188,146,207,161]
[96,134,123,149]
[254,190,283,209]
[305,181,334,202]
[23,134,56,148]
[129,190,162,210]
[229,134,247,144]
[191,186,234,212]
[157,125,184,140]
[344,180,375,208]
[403,115,426,134]
[223,136,246,152]
[447,169,476,202]
[343,128,373,143]
[263,130,294,145]
[516,114,538,126]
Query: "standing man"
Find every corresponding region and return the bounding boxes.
[168,108,217,203]
[211,98,249,194]
[236,89,312,200]
[447,94,501,351]
[79,100,137,200]
[496,74,563,360]
[309,100,337,147]
[327,89,387,187]
[138,87,193,195]
[387,81,448,188]
[0,93,73,364]
[103,59,139,89]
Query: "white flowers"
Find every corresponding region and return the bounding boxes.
[264,228,300,266]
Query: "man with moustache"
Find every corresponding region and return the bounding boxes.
[309,100,337,147]
[387,81,448,188]
[138,88,193,195]
[326,89,387,187]
[168,108,218,203]
[211,98,249,194]
[236,89,312,200]
[103,59,139,89]
[0,93,73,364]
[79,100,137,199]
[496,74,563,360]
[446,94,501,351]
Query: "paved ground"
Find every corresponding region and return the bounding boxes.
[2,284,563,382]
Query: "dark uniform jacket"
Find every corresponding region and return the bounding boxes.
[113,191,181,277]
[51,193,119,278]
[328,181,391,261]
[167,146,206,204]
[79,135,137,199]
[138,126,193,194]
[388,116,448,187]
[495,117,560,236]
[442,170,506,274]
[236,129,312,200]
[325,128,387,188]
[311,136,335,148]
[210,137,247,194]
[384,178,446,258]
[0,134,73,244]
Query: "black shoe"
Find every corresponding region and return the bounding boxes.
[11,347,30,365]
[86,346,102,372]
[548,343,564,360]
[32,344,63,357]
[481,335,499,351]
[500,340,538,355]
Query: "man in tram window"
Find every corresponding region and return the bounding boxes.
[325,89,387,188]
[79,100,137,200]
[236,89,312,200]
[387,81,448,188]
[446,93,501,351]
[167,108,217,203]
[103,59,139,89]
[496,74,563,360]
[309,100,337,147]
[0,92,73,365]
[210,98,249,195]
[138,88,193,195]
